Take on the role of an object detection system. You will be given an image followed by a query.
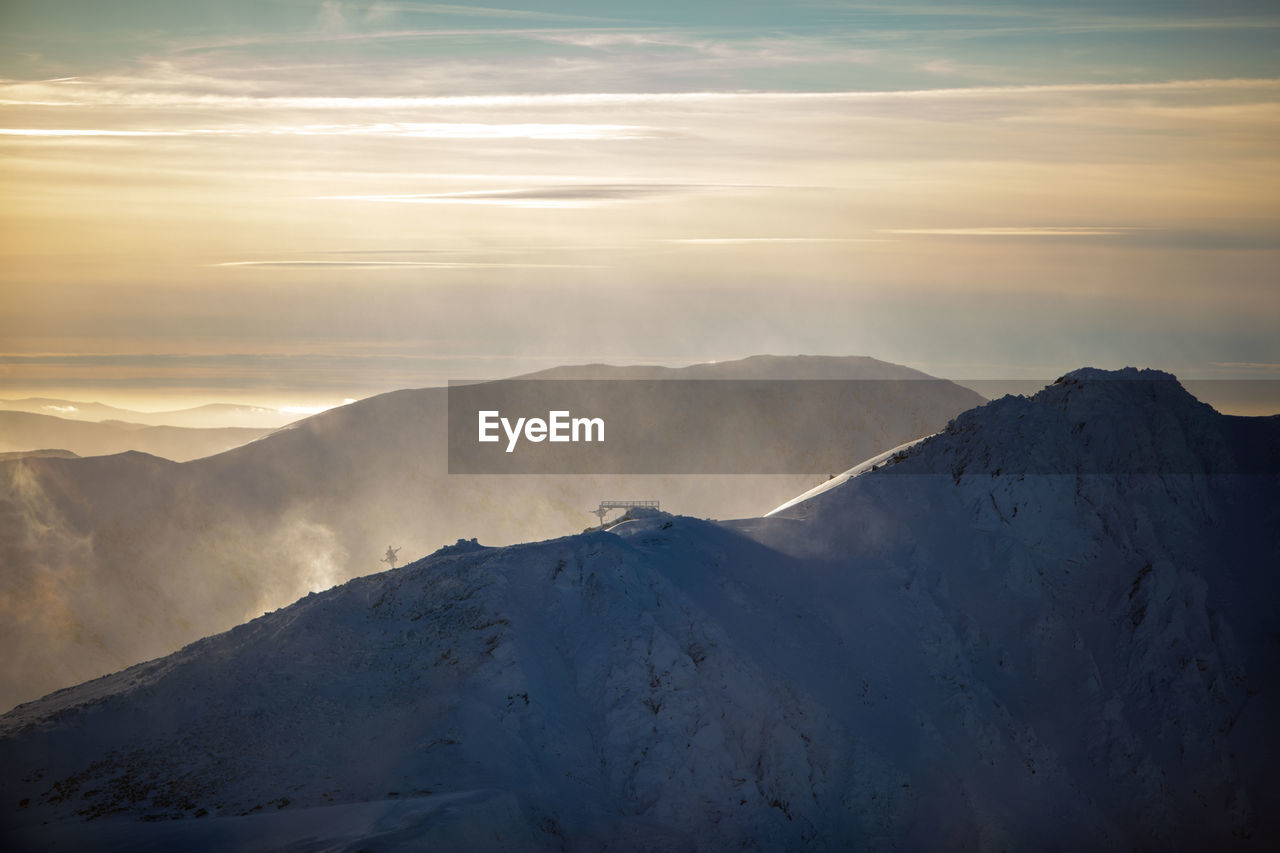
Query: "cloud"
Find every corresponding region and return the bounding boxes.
[666,237,892,245]
[0,351,648,398]
[370,3,631,24]
[5,76,1275,111]
[837,3,1280,38]
[0,122,656,141]
[313,184,701,208]
[1211,362,1280,371]
[295,122,658,139]
[880,226,1142,237]
[877,227,1280,249]
[538,32,709,50]
[313,1,349,36]
[212,260,607,268]
[0,128,185,137]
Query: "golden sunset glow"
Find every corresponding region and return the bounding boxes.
[2,2,1278,409]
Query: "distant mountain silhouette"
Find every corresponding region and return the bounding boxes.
[0,411,274,462]
[0,448,78,462]
[0,398,305,429]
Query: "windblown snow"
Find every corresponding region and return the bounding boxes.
[1,368,1277,851]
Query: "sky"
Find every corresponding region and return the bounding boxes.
[1,0,1278,410]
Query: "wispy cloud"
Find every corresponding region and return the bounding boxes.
[212,260,607,269]
[825,3,1280,36]
[294,121,657,139]
[881,226,1144,237]
[5,76,1276,111]
[368,3,636,24]
[0,122,656,140]
[0,128,185,137]
[666,237,892,245]
[313,184,698,209]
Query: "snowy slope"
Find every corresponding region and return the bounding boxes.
[1,368,1277,851]
[764,434,933,516]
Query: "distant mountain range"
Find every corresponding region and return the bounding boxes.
[2,367,1275,850]
[0,411,274,462]
[0,398,305,430]
[0,355,982,712]
[0,449,78,462]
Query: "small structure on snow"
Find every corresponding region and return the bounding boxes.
[592,500,660,528]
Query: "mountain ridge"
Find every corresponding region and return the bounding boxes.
[0,399,308,430]
[0,355,982,713]
[0,411,275,462]
[2,366,1276,850]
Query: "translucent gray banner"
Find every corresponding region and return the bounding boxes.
[446,378,1280,475]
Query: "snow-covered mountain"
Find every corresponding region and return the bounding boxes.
[0,355,980,712]
[1,367,1275,850]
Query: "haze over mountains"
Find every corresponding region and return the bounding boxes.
[0,399,306,430]
[0,398,310,464]
[2,367,1275,851]
[0,355,981,712]
[0,411,275,463]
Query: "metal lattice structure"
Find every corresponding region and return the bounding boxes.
[592,499,660,525]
